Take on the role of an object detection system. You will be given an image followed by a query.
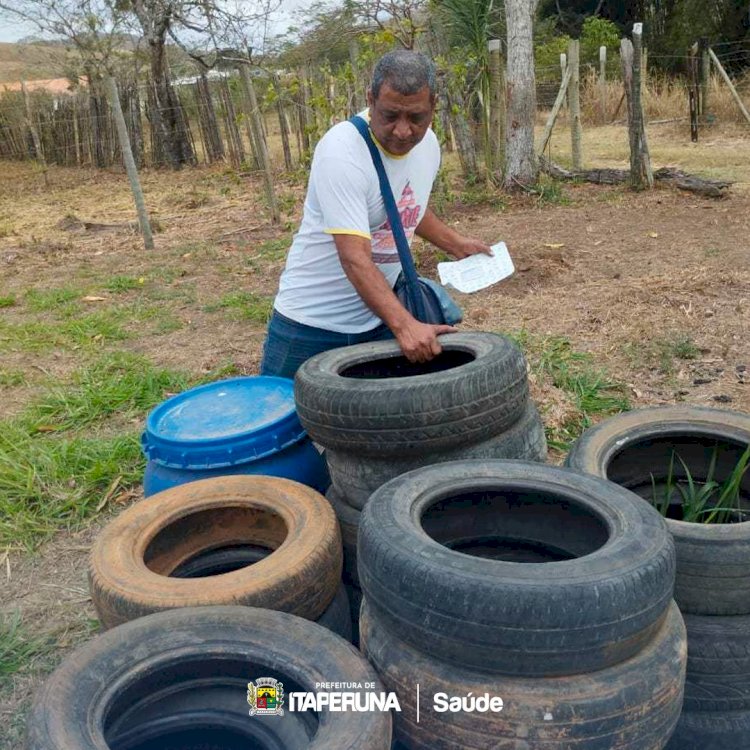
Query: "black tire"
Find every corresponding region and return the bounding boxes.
[345,583,363,648]
[326,486,361,587]
[294,333,529,457]
[358,460,675,676]
[171,544,352,641]
[327,401,547,511]
[316,584,353,643]
[684,612,750,675]
[26,606,392,750]
[361,599,686,750]
[682,615,750,713]
[565,406,750,615]
[684,672,750,713]
[666,709,750,750]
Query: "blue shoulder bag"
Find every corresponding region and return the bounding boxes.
[349,115,462,326]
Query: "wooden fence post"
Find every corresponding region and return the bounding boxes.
[560,53,568,114]
[709,48,750,126]
[599,46,607,124]
[538,66,572,154]
[239,64,280,223]
[633,25,653,187]
[568,40,582,170]
[273,73,293,170]
[688,43,700,142]
[700,37,710,116]
[622,25,653,190]
[488,39,505,175]
[104,76,153,250]
[21,82,49,187]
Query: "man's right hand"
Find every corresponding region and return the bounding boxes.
[395,319,458,363]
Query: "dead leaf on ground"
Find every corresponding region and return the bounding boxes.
[543,243,566,249]
[82,296,107,302]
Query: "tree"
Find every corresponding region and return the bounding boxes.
[432,0,505,179]
[504,0,539,188]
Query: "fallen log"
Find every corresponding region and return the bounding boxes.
[539,157,732,198]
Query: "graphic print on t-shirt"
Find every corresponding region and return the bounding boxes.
[371,181,421,264]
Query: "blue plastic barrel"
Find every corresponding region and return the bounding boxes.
[142,376,329,497]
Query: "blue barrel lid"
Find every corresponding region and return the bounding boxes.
[142,376,307,470]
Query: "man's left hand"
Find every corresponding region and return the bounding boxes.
[449,237,493,260]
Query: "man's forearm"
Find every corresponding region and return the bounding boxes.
[415,207,463,255]
[339,249,412,334]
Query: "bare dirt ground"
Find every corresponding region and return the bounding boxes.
[1,124,749,746]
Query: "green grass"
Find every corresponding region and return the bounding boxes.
[530,178,570,206]
[454,185,507,210]
[626,332,700,375]
[653,445,750,524]
[0,303,180,354]
[0,427,145,547]
[27,352,191,432]
[253,235,293,262]
[0,612,56,687]
[670,334,700,361]
[509,331,630,451]
[0,353,196,549]
[104,276,144,293]
[0,295,16,308]
[204,291,273,324]
[25,287,80,313]
[0,369,25,387]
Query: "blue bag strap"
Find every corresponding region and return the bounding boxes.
[349,115,427,321]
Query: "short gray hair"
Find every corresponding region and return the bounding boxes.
[371,50,436,100]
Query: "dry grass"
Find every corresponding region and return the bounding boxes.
[575,68,750,125]
[538,117,750,190]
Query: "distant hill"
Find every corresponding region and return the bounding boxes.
[0,41,73,83]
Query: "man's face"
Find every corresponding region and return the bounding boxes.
[367,82,436,157]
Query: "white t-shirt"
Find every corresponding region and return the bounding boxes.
[273,113,441,333]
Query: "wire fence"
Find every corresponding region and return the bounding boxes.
[2,42,749,171]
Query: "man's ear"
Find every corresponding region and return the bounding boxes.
[366,88,374,107]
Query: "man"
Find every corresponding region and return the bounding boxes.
[260,49,491,379]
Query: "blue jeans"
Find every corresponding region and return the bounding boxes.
[259,310,394,380]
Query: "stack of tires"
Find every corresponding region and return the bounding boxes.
[566,406,750,749]
[295,333,548,639]
[88,475,353,640]
[26,476,395,749]
[358,460,687,750]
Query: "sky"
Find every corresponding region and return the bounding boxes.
[0,18,37,43]
[0,0,312,44]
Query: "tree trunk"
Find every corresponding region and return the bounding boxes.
[445,89,478,181]
[131,1,193,170]
[488,39,506,178]
[504,0,539,189]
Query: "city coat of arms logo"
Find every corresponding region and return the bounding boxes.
[247,677,284,716]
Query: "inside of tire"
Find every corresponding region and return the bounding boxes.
[103,656,317,750]
[143,507,287,576]
[421,488,609,562]
[171,544,273,578]
[607,434,750,522]
[340,349,474,379]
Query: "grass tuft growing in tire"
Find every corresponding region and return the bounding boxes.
[652,444,750,524]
